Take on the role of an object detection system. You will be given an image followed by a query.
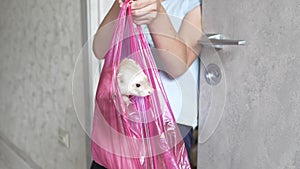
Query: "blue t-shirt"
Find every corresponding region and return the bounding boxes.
[143,0,201,128]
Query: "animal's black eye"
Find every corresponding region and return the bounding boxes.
[136,83,141,88]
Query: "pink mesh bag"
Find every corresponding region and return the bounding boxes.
[91,1,191,168]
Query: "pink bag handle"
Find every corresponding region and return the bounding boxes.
[105,0,132,67]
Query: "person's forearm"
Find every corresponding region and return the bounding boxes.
[93,1,120,59]
[147,6,191,77]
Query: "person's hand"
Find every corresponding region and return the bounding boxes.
[118,0,161,25]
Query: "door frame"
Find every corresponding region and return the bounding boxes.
[81,0,114,167]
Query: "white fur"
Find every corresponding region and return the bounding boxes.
[117,58,154,105]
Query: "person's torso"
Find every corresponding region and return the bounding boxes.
[142,0,201,128]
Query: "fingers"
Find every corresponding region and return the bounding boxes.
[132,0,158,25]
[118,0,124,7]
[132,12,157,25]
[131,2,157,17]
[117,0,159,25]
[118,0,158,8]
[131,0,156,10]
[118,0,158,11]
[118,0,131,8]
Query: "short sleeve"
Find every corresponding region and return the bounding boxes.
[185,0,201,14]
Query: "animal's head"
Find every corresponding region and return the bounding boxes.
[118,70,154,96]
[127,71,154,97]
[117,58,154,97]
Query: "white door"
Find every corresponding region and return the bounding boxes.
[198,0,300,168]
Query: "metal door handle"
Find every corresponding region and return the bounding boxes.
[198,34,246,50]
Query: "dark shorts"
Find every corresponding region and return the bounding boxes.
[91,124,194,169]
[90,161,107,169]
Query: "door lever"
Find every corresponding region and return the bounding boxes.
[198,34,246,50]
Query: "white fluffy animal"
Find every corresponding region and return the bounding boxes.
[117,58,154,105]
